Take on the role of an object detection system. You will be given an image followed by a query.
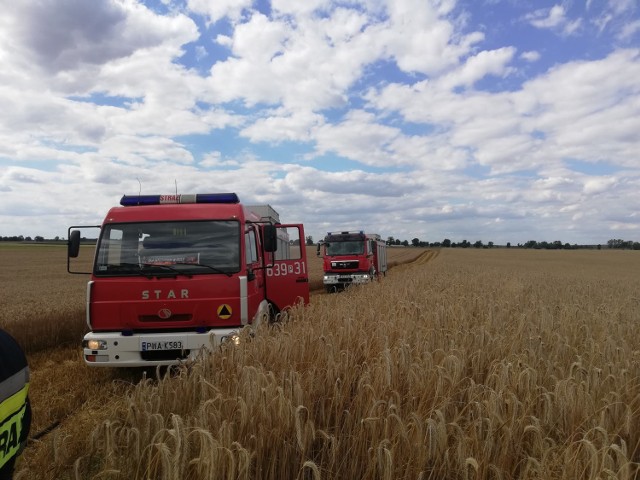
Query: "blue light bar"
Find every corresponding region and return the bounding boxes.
[120,193,240,206]
[327,230,364,235]
[196,193,240,204]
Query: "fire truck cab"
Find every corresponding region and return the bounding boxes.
[317,230,387,292]
[68,193,309,367]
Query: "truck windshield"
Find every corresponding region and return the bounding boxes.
[94,220,240,276]
[326,240,364,256]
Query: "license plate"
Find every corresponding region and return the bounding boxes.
[140,339,184,351]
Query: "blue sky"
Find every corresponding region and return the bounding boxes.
[1,0,639,244]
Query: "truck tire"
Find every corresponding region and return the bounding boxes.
[267,303,280,324]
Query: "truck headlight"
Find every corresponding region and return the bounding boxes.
[83,339,107,350]
[221,333,241,346]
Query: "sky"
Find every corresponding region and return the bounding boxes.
[1,0,639,245]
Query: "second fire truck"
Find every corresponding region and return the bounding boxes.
[317,230,387,292]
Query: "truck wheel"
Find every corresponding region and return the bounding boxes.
[268,303,280,324]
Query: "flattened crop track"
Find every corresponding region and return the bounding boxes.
[309,248,438,295]
[389,249,439,272]
[410,249,439,265]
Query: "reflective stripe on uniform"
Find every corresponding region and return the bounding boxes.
[0,368,29,403]
[0,383,29,424]
[0,383,29,469]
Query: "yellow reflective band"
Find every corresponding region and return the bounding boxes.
[0,383,29,424]
[0,385,28,469]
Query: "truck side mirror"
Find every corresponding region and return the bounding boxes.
[68,230,81,258]
[262,224,277,252]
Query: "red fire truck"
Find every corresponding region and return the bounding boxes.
[317,230,387,292]
[68,193,309,367]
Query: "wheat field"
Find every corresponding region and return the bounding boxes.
[3,245,640,479]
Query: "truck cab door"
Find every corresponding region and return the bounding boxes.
[245,226,266,325]
[265,224,310,310]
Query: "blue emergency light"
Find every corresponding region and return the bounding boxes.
[327,230,364,235]
[120,193,240,206]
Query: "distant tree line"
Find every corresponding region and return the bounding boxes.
[0,235,94,243]
[521,240,582,249]
[4,235,639,250]
[0,235,60,242]
[387,237,495,248]
[384,237,640,250]
[606,239,640,250]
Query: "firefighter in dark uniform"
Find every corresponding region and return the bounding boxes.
[0,329,31,480]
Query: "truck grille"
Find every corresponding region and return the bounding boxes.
[331,261,359,269]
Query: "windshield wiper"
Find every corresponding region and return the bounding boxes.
[161,262,233,277]
[140,263,193,278]
[98,263,154,278]
[98,262,231,278]
[197,263,233,277]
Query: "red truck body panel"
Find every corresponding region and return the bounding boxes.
[89,275,242,331]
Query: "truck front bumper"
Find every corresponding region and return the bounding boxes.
[323,273,372,286]
[82,328,241,367]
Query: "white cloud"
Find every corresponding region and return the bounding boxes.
[0,0,639,245]
[562,18,582,36]
[227,13,289,62]
[240,109,324,143]
[618,20,640,41]
[527,5,566,29]
[312,110,402,168]
[187,0,252,24]
[379,0,484,75]
[438,47,516,89]
[205,7,381,110]
[99,135,195,165]
[285,166,409,197]
[605,0,636,16]
[522,50,640,167]
[368,48,640,179]
[520,51,541,62]
[199,151,225,168]
[583,177,617,195]
[525,4,581,36]
[586,0,639,41]
[271,0,330,17]
[0,0,209,165]
[0,0,197,79]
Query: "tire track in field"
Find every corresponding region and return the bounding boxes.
[312,249,439,296]
[410,249,439,265]
[388,248,439,272]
